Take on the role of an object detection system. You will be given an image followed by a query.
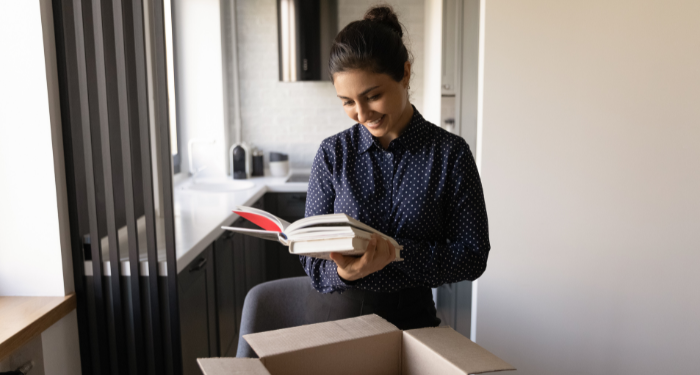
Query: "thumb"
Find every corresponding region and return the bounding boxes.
[329,252,348,268]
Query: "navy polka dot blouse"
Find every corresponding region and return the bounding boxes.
[301,107,490,294]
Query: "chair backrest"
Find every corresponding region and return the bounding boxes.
[236,276,314,358]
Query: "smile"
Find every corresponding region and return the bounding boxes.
[365,115,385,128]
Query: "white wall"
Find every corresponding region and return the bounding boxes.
[0,0,73,297]
[476,1,700,374]
[236,0,426,169]
[0,1,82,372]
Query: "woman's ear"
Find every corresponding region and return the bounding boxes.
[403,61,412,88]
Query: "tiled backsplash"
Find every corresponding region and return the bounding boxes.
[235,0,426,168]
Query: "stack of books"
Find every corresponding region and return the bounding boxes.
[222,206,403,261]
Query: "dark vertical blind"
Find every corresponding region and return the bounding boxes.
[52,0,181,374]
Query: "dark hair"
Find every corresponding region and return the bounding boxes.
[329,5,412,83]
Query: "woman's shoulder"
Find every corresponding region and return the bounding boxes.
[415,119,471,157]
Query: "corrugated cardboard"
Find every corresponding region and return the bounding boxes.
[198,314,514,375]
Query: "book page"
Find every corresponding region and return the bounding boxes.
[287,216,401,249]
[221,226,287,243]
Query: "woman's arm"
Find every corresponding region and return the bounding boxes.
[299,143,355,293]
[392,142,490,286]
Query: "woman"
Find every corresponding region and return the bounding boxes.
[300,5,490,330]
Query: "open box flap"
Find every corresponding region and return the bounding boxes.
[402,327,515,375]
[244,314,402,375]
[244,314,398,358]
[198,358,271,375]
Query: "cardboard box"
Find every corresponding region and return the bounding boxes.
[198,314,515,375]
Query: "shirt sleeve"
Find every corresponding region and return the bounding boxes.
[299,142,354,293]
[391,142,490,287]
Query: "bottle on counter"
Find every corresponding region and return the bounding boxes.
[252,149,264,177]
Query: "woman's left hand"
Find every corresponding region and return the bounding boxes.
[329,233,395,281]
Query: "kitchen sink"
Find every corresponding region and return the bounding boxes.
[180,178,255,193]
[286,173,310,183]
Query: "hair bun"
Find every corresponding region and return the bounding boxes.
[364,6,403,38]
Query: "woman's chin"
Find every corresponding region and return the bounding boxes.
[366,127,386,138]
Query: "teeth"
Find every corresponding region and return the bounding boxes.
[368,116,383,125]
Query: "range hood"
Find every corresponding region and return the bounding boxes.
[277,0,338,82]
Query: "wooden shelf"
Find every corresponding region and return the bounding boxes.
[0,294,76,361]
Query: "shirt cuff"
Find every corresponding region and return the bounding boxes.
[337,273,358,285]
[328,261,358,288]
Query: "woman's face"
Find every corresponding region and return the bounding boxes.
[333,63,413,147]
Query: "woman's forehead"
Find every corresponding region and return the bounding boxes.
[333,70,396,96]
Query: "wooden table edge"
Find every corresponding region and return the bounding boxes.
[0,293,77,361]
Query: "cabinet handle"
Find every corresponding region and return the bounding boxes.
[190,258,207,272]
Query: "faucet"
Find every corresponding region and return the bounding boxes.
[188,139,216,177]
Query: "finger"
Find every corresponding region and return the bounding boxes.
[364,236,378,262]
[385,238,395,263]
[368,237,387,270]
[377,238,389,264]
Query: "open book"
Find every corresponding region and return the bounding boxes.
[221,205,403,261]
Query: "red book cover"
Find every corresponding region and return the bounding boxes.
[233,211,283,232]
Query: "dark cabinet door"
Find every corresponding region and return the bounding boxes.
[243,219,266,290]
[263,193,307,281]
[213,221,253,358]
[231,231,247,355]
[214,232,237,357]
[212,197,265,357]
[178,245,217,375]
[243,198,266,290]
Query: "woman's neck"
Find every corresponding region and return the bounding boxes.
[379,103,414,150]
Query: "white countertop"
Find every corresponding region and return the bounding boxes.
[84,170,308,277]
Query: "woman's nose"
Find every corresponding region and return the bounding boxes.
[356,103,372,124]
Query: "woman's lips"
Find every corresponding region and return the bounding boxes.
[365,115,385,129]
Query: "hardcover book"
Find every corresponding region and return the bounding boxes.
[221,205,403,261]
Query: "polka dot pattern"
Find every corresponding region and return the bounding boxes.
[300,107,490,294]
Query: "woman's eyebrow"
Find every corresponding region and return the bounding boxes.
[337,85,381,100]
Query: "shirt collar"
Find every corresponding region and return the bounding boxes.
[358,106,427,154]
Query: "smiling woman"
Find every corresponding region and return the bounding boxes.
[299,5,491,331]
[330,6,414,150]
[333,69,414,150]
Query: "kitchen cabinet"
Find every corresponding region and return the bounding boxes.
[213,229,248,358]
[212,197,264,358]
[213,231,238,358]
[263,193,308,281]
[178,245,217,375]
[243,198,267,290]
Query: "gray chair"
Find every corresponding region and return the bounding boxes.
[235,276,315,358]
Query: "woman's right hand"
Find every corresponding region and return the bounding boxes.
[329,233,395,282]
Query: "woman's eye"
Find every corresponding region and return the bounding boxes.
[343,101,354,106]
[368,95,380,101]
